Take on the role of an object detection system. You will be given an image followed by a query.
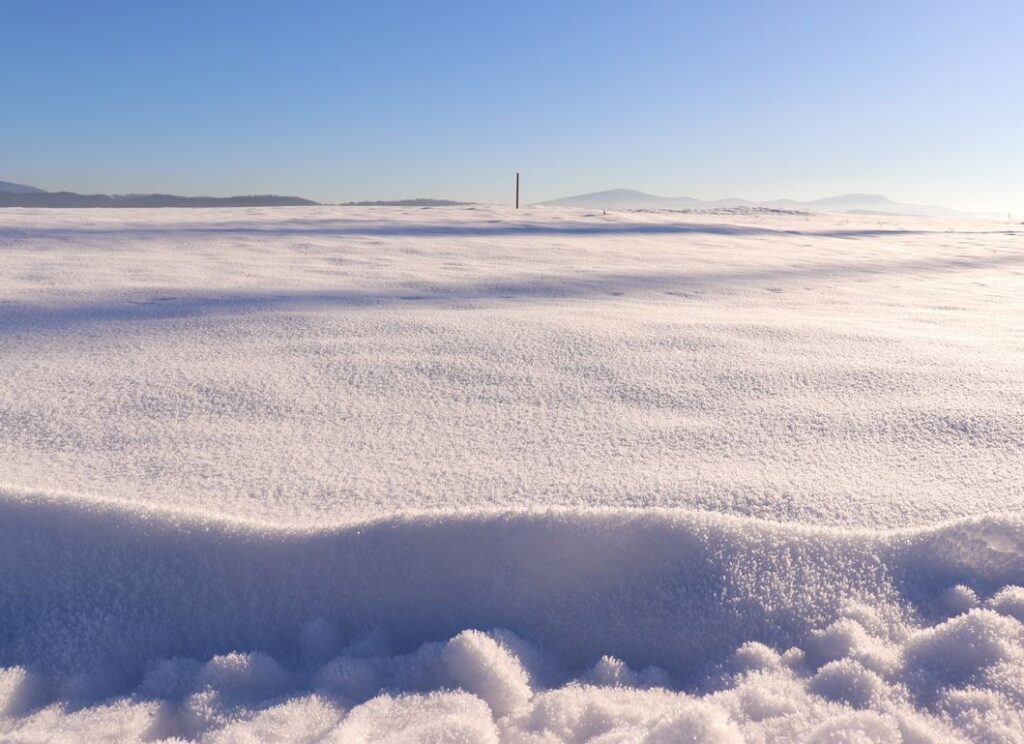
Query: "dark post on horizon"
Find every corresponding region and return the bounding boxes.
[515,172,520,209]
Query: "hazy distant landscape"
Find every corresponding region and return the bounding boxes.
[538,188,1005,219]
[2,180,1003,218]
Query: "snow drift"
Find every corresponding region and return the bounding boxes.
[1,489,1022,741]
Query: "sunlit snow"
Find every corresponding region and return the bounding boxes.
[1,206,1022,742]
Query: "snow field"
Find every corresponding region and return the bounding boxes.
[1,206,1022,741]
[1,206,1021,526]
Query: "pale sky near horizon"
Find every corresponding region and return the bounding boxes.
[2,1,1022,213]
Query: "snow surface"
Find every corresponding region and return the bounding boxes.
[0,206,1022,741]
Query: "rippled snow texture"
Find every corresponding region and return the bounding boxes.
[1,206,1022,526]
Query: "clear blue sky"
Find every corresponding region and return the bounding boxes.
[2,1,1021,211]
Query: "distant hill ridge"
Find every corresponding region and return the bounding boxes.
[0,180,46,194]
[0,181,474,208]
[0,181,318,208]
[537,189,993,219]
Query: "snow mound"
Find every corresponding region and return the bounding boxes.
[0,490,1022,741]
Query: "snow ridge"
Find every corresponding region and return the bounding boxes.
[1,489,1022,741]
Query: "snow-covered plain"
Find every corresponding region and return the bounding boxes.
[0,206,1022,741]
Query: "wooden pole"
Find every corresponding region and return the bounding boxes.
[515,172,520,209]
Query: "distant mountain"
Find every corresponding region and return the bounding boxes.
[341,198,472,207]
[0,180,46,194]
[792,193,961,217]
[536,189,710,210]
[0,189,318,208]
[537,189,990,218]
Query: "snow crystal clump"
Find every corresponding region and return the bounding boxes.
[0,667,44,718]
[808,659,890,709]
[441,630,533,717]
[987,585,1024,623]
[645,702,744,744]
[334,691,499,743]
[903,609,1023,688]
[939,585,980,616]
[728,641,784,675]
